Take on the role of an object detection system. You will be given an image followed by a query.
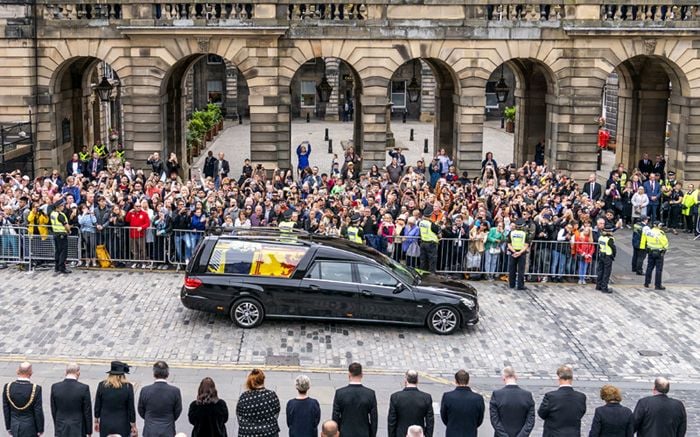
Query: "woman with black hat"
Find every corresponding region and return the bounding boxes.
[94,361,137,437]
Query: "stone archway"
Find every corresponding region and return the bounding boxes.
[161,53,250,175]
[609,55,690,180]
[50,56,122,169]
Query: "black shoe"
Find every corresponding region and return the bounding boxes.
[601,289,612,294]
[644,283,650,288]
[517,286,528,291]
[636,271,644,276]
[655,286,666,290]
[595,286,601,291]
[60,269,72,274]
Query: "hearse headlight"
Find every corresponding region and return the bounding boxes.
[460,297,476,310]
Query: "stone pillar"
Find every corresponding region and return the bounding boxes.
[324,57,340,121]
[361,78,390,170]
[684,97,700,183]
[224,62,239,119]
[635,90,669,161]
[419,60,435,122]
[123,79,164,169]
[456,77,486,177]
[553,85,601,180]
[667,94,689,180]
[615,88,636,172]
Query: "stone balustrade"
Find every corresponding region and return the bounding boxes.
[485,4,563,22]
[42,3,123,20]
[600,4,700,22]
[153,3,254,21]
[287,3,366,21]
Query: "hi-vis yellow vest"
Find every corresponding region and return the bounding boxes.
[418,220,438,243]
[50,211,67,234]
[510,230,526,251]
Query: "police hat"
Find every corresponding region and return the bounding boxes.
[283,209,293,220]
[514,218,526,227]
[350,213,361,223]
[603,225,616,233]
[422,205,434,217]
[652,220,662,227]
[639,214,649,221]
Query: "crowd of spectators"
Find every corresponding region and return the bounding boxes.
[5,361,688,437]
[0,143,698,274]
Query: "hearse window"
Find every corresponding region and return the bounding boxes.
[306,262,353,282]
[357,264,397,287]
[208,240,307,277]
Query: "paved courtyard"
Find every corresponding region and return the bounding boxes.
[195,119,515,176]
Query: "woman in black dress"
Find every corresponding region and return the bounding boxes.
[236,369,280,437]
[94,361,137,437]
[188,377,229,437]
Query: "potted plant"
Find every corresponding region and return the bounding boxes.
[207,103,224,131]
[504,106,516,133]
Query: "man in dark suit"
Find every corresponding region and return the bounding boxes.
[87,152,104,181]
[638,153,654,176]
[490,366,535,437]
[644,173,662,223]
[202,151,218,180]
[65,153,84,177]
[633,377,687,437]
[332,362,378,437]
[653,155,666,181]
[50,363,92,437]
[2,362,44,437]
[387,370,434,437]
[582,173,603,201]
[537,365,586,436]
[440,369,484,437]
[137,361,182,437]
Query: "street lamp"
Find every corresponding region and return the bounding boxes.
[94,76,114,102]
[494,65,510,128]
[317,76,332,103]
[407,60,421,103]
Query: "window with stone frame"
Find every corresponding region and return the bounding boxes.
[391,80,406,109]
[300,80,316,108]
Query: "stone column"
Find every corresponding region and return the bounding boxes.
[324,57,340,121]
[684,97,700,183]
[419,60,435,122]
[615,88,636,171]
[455,77,486,177]
[667,94,690,180]
[635,90,669,160]
[123,79,164,168]
[360,78,390,170]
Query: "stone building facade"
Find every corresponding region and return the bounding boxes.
[1,2,700,182]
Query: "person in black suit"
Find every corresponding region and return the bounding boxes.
[138,361,183,437]
[387,370,434,437]
[332,362,378,437]
[633,377,687,437]
[2,362,44,437]
[94,361,136,437]
[582,173,603,201]
[489,366,535,437]
[588,384,633,437]
[203,151,219,180]
[637,153,653,176]
[65,153,85,177]
[440,369,484,437]
[188,377,228,437]
[537,365,587,437]
[87,152,104,181]
[653,155,666,181]
[50,363,92,437]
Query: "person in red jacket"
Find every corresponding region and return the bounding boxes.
[574,227,595,284]
[125,202,150,267]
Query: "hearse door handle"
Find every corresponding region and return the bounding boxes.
[309,284,320,291]
[361,290,373,296]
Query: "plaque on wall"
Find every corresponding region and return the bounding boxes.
[61,118,71,144]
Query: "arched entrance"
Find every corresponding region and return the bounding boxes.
[51,57,122,169]
[161,53,249,175]
[288,57,363,172]
[604,55,690,180]
[484,59,555,169]
[388,58,458,165]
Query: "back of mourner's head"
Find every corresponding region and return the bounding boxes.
[246,368,266,390]
[654,376,670,394]
[454,369,470,386]
[65,362,80,377]
[321,420,339,437]
[348,362,363,379]
[17,362,32,377]
[502,366,517,381]
[153,360,169,379]
[599,384,622,403]
[405,370,419,385]
[295,374,311,394]
[407,425,424,437]
[557,365,574,381]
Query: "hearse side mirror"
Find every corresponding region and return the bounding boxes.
[392,283,405,294]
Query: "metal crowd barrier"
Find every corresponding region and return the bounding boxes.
[386,236,600,279]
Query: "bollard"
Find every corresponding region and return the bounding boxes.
[328,139,333,154]
[324,128,329,141]
[410,128,414,141]
[306,113,310,123]
[238,114,242,124]
[424,139,429,154]
[402,111,407,124]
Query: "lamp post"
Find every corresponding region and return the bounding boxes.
[406,60,421,105]
[94,76,114,103]
[494,65,510,129]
